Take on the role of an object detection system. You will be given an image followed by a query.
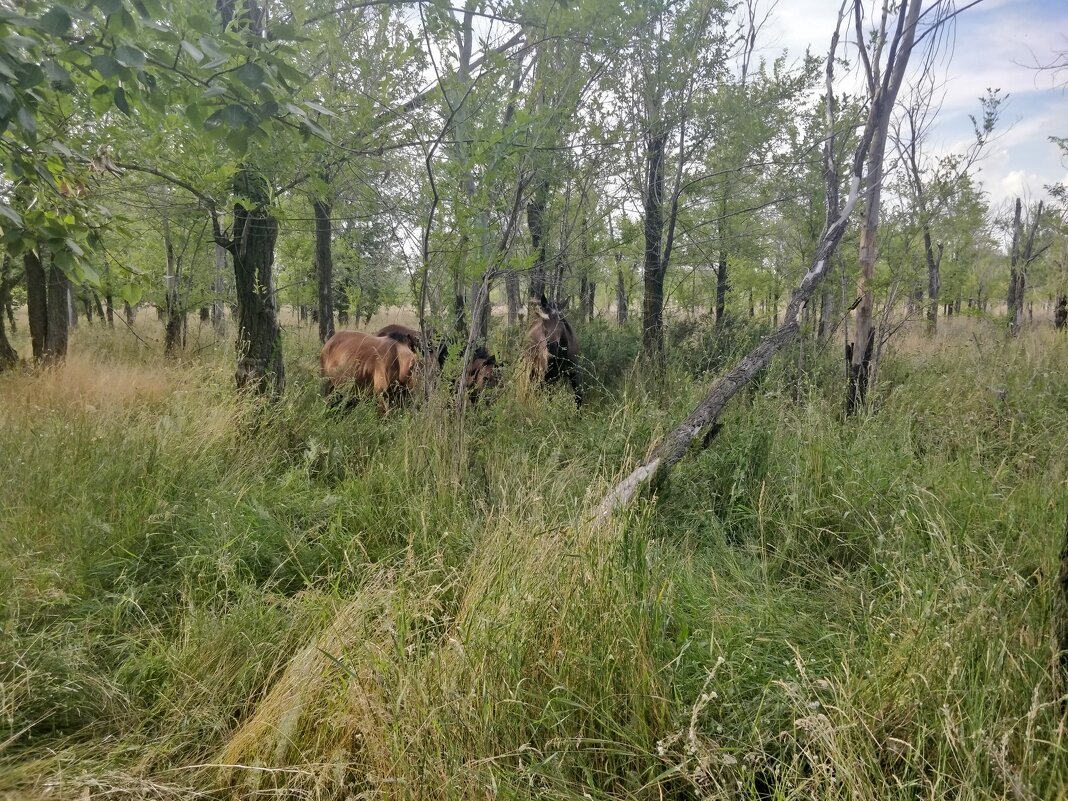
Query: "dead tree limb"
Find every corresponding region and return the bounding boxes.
[594,0,933,525]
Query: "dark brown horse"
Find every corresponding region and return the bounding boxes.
[375,324,448,369]
[462,345,502,399]
[320,331,418,412]
[526,294,582,405]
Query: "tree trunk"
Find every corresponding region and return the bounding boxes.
[67,285,77,330]
[1055,295,1067,330]
[715,198,729,324]
[45,258,70,362]
[124,301,135,326]
[527,178,549,303]
[0,256,19,370]
[313,196,335,344]
[616,258,628,325]
[846,0,921,415]
[25,250,47,362]
[212,213,228,339]
[924,232,942,333]
[162,210,183,356]
[1008,198,1023,336]
[469,276,490,341]
[580,275,596,322]
[817,269,833,341]
[227,167,284,394]
[642,130,666,355]
[505,270,520,325]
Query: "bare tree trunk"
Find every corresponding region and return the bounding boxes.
[162,209,183,355]
[848,0,922,415]
[1008,198,1022,336]
[0,256,19,370]
[25,250,47,362]
[103,268,114,329]
[616,257,628,325]
[527,178,549,302]
[212,212,228,339]
[46,257,70,362]
[313,195,335,344]
[925,233,942,333]
[1008,198,1043,337]
[642,130,666,355]
[817,264,833,341]
[1055,295,1067,330]
[67,284,77,330]
[505,270,520,325]
[715,196,729,324]
[469,276,490,340]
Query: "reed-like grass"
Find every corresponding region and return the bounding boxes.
[1,312,1065,800]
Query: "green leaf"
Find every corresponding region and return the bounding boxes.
[82,263,101,284]
[234,61,266,88]
[52,248,76,277]
[64,237,85,258]
[2,34,38,51]
[18,63,44,90]
[91,53,122,79]
[180,40,203,63]
[93,0,123,15]
[38,7,73,35]
[114,45,146,69]
[225,128,250,155]
[183,101,205,128]
[90,85,113,113]
[119,282,143,306]
[202,85,228,98]
[113,86,130,114]
[15,106,36,139]
[43,59,72,88]
[305,101,335,117]
[300,118,330,141]
[198,36,226,66]
[0,202,23,228]
[204,103,254,130]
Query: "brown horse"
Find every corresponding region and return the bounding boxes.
[462,345,502,399]
[375,324,448,369]
[320,331,418,411]
[526,294,582,405]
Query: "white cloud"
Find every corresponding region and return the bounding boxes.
[761,0,1066,205]
[998,169,1043,199]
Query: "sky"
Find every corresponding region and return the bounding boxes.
[763,0,1067,208]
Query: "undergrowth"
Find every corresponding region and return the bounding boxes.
[0,315,1065,800]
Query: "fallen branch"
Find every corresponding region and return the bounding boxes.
[593,0,930,525]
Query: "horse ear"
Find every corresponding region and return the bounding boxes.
[539,293,550,311]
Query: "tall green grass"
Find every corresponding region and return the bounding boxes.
[1,314,1065,800]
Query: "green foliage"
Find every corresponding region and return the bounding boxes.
[2,318,1066,799]
[1,0,306,293]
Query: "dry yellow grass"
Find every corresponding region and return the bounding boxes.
[0,354,176,420]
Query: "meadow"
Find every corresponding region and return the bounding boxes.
[1,308,1066,800]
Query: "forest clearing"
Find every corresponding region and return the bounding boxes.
[2,0,1068,799]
